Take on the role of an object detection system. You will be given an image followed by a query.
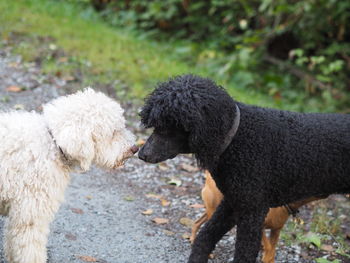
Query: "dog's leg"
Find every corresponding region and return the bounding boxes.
[261,229,273,263]
[262,228,281,263]
[188,201,236,263]
[190,213,208,244]
[4,199,55,263]
[234,209,268,263]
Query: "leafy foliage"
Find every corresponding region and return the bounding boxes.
[91,0,350,112]
[316,258,340,263]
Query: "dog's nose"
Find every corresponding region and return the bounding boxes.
[138,153,145,161]
[131,145,139,154]
[138,147,146,161]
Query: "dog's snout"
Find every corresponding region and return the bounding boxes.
[138,153,145,161]
[138,146,147,161]
[131,145,139,154]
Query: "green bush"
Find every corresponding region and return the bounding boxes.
[90,0,350,112]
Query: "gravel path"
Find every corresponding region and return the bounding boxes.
[0,48,193,263]
[0,47,328,263]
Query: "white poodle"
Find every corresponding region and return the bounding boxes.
[0,88,138,263]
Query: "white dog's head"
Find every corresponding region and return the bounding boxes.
[43,88,137,171]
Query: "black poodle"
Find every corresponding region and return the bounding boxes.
[138,74,350,263]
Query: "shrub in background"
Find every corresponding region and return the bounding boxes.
[85,0,350,112]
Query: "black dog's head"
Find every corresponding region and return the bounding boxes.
[138,74,238,169]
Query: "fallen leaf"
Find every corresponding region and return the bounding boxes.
[65,233,77,241]
[71,208,84,214]
[141,209,153,215]
[180,163,199,172]
[321,244,334,252]
[58,57,68,63]
[49,43,57,50]
[301,251,311,260]
[76,255,98,262]
[180,217,194,228]
[293,217,304,225]
[86,195,93,200]
[7,62,19,68]
[163,230,175,236]
[136,138,145,146]
[182,232,191,239]
[158,163,169,171]
[152,217,169,225]
[190,203,205,209]
[91,68,102,74]
[167,178,182,186]
[14,104,25,110]
[63,75,75,82]
[145,193,162,199]
[161,198,170,207]
[6,85,22,92]
[124,195,135,201]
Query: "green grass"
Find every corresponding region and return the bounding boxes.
[0,0,279,106]
[279,199,350,262]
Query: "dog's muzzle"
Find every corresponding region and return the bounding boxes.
[130,145,139,154]
[123,145,139,161]
[113,145,139,168]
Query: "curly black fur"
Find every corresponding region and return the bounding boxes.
[140,75,237,168]
[139,74,350,263]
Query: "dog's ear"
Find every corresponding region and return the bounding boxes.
[186,100,238,169]
[53,126,95,171]
[186,113,222,168]
[42,89,100,171]
[43,88,130,171]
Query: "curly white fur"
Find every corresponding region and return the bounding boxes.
[0,88,136,263]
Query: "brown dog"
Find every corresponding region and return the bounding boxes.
[191,171,324,263]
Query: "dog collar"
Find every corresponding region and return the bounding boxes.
[47,128,70,163]
[284,204,299,217]
[219,104,240,156]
